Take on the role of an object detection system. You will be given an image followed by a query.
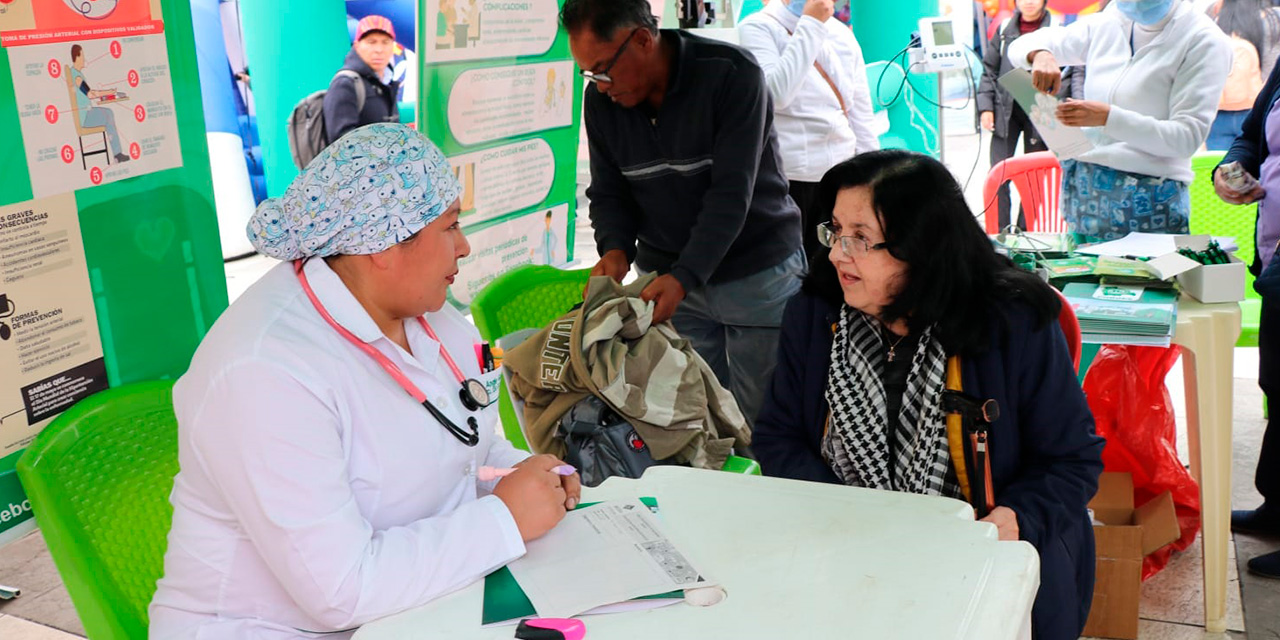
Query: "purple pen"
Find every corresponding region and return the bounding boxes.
[476,464,576,482]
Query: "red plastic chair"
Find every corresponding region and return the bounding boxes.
[1055,288,1082,372]
[982,151,1066,234]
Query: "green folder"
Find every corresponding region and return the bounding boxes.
[481,497,681,625]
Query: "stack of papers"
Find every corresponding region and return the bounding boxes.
[482,498,714,625]
[1063,283,1178,346]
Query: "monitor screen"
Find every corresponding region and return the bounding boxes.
[932,21,954,46]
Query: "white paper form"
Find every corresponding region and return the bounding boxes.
[998,69,1095,159]
[1077,232,1238,258]
[506,499,717,619]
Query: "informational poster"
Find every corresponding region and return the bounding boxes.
[1,0,182,197]
[0,0,226,549]
[420,0,582,307]
[422,0,561,62]
[0,195,107,459]
[454,204,571,302]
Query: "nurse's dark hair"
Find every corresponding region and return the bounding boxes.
[559,0,659,39]
[802,149,1060,356]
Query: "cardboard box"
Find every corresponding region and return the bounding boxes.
[1172,236,1246,304]
[1082,472,1181,640]
[1177,253,1246,304]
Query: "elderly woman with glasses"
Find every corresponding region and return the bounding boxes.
[754,150,1104,640]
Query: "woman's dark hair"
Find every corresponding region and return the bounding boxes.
[802,149,1060,356]
[71,44,82,62]
[1217,0,1277,59]
[559,0,659,40]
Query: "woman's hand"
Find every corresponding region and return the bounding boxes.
[980,111,995,132]
[515,453,582,510]
[493,454,578,541]
[1056,99,1110,127]
[1214,167,1266,205]
[979,506,1020,541]
[1029,50,1061,95]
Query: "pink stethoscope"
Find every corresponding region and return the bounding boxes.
[294,260,490,446]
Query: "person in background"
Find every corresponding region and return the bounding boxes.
[738,0,880,259]
[977,0,1056,230]
[148,125,578,638]
[1214,60,1280,580]
[562,0,806,428]
[1008,0,1232,240]
[1207,0,1280,149]
[754,150,1104,640]
[323,15,401,145]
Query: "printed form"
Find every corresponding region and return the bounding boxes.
[506,498,717,618]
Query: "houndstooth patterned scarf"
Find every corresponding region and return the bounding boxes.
[821,306,962,498]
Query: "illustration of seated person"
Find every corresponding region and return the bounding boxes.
[68,44,129,164]
[436,0,457,49]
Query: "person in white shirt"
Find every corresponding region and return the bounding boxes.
[1007,0,1232,240]
[148,123,579,639]
[738,0,879,258]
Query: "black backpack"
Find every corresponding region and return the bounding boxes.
[556,395,670,487]
[286,69,365,170]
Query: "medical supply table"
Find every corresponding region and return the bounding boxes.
[354,466,1039,640]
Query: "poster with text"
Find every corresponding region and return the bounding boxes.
[452,204,570,305]
[420,0,581,309]
[0,194,108,459]
[423,0,560,63]
[7,32,182,198]
[0,0,165,46]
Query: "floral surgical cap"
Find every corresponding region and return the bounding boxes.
[247,123,461,260]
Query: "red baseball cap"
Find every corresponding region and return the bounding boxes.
[356,15,396,41]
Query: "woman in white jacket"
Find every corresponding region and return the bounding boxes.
[149,124,579,638]
[739,0,879,258]
[1007,0,1232,240]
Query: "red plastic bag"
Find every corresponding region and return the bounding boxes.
[1081,344,1200,580]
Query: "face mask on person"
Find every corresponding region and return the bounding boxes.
[1114,0,1175,25]
[786,0,807,17]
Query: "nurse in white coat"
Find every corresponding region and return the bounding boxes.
[149,123,579,639]
[1007,0,1231,240]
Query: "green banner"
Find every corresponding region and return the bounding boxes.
[0,0,226,542]
[417,0,583,307]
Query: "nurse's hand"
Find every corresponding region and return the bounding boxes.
[494,455,572,541]
[1056,99,1109,127]
[1029,50,1061,95]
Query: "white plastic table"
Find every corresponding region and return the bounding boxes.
[354,467,1039,640]
[1171,298,1242,633]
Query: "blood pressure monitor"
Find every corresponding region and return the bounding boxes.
[915,17,968,73]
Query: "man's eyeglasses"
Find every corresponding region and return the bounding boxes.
[817,222,889,258]
[579,27,642,85]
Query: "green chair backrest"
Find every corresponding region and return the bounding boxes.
[1188,151,1263,347]
[16,380,179,639]
[470,265,592,343]
[470,265,592,450]
[1188,151,1259,299]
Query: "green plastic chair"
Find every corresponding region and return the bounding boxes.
[471,265,592,451]
[469,265,761,475]
[15,380,178,640]
[1189,151,1261,347]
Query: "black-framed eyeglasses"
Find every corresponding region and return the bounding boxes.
[817,222,889,258]
[579,27,642,85]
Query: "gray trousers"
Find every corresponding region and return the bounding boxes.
[665,250,806,430]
